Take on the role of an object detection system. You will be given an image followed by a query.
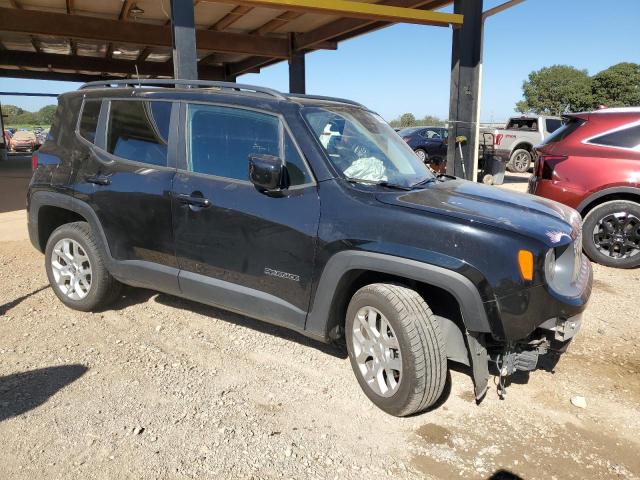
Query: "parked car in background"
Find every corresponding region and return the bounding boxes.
[483,115,562,173]
[10,130,37,152]
[529,107,640,268]
[29,80,591,416]
[1,129,10,161]
[398,126,448,172]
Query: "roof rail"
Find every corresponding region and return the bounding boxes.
[78,79,286,100]
[287,93,366,108]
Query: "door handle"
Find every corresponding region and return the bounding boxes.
[176,193,211,209]
[85,174,111,186]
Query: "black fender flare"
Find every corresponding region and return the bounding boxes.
[29,190,112,256]
[304,250,492,339]
[575,186,640,215]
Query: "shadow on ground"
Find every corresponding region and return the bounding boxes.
[0,284,48,316]
[0,364,88,422]
[109,287,348,359]
[501,173,530,185]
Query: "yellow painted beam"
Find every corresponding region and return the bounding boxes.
[202,0,463,27]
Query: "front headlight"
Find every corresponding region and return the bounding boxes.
[545,248,557,283]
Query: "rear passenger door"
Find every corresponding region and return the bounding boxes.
[171,103,320,330]
[73,97,180,294]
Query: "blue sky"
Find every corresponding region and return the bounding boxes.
[1,0,638,123]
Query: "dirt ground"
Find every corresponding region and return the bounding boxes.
[0,164,639,479]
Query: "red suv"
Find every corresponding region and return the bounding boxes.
[529,107,640,268]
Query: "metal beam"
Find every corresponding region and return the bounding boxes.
[446,0,483,181]
[202,0,462,26]
[482,0,525,20]
[0,68,119,83]
[288,51,305,94]
[170,0,198,80]
[0,7,290,58]
[0,91,59,97]
[0,51,225,79]
[230,0,449,76]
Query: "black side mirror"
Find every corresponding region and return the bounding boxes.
[249,154,288,192]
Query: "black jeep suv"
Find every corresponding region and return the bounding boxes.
[28,80,592,416]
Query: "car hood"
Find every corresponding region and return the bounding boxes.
[375,179,581,247]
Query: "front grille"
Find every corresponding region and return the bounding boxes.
[573,231,583,282]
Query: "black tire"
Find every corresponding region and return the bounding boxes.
[582,200,640,268]
[345,283,447,416]
[508,148,531,173]
[45,221,122,311]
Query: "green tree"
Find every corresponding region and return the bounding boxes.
[420,115,445,126]
[591,63,640,107]
[399,113,416,127]
[36,105,57,124]
[516,65,593,115]
[1,104,23,117]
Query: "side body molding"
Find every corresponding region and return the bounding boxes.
[304,250,492,340]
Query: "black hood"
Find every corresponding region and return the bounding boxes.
[375,179,581,247]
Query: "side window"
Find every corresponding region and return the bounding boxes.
[78,100,101,142]
[284,131,312,186]
[545,119,562,133]
[106,100,171,167]
[187,104,279,181]
[587,124,640,150]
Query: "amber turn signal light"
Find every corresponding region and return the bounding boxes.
[518,250,534,281]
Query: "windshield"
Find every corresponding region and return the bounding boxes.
[303,106,433,187]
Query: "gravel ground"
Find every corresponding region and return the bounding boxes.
[0,171,638,479]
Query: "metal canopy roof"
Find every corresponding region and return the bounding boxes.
[0,0,455,83]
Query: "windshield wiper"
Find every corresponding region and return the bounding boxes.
[409,177,437,188]
[345,177,413,191]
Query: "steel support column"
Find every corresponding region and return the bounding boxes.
[289,51,306,94]
[446,0,483,180]
[170,0,198,80]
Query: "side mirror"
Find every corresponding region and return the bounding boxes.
[249,154,288,192]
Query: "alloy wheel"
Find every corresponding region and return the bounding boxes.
[351,306,402,397]
[50,238,93,300]
[593,212,640,259]
[415,149,427,162]
[513,152,530,172]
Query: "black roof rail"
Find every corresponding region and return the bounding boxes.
[78,79,286,100]
[287,93,366,108]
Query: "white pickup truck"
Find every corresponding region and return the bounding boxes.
[483,115,563,173]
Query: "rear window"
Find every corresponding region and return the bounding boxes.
[586,123,640,150]
[541,118,585,145]
[78,100,101,142]
[545,119,562,133]
[106,100,172,167]
[506,118,538,131]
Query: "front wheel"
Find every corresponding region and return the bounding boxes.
[345,283,447,416]
[582,201,640,268]
[508,149,531,173]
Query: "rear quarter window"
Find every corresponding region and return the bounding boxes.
[586,122,640,150]
[542,118,585,144]
[78,100,101,143]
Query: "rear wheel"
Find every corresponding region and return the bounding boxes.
[508,148,531,173]
[582,201,640,268]
[415,148,427,163]
[45,222,122,311]
[345,283,447,416]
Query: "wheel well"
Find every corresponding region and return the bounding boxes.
[579,192,640,217]
[511,143,533,155]
[36,205,86,252]
[326,270,465,344]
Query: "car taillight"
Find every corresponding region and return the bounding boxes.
[495,133,503,146]
[402,136,411,141]
[31,151,38,170]
[538,155,568,180]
